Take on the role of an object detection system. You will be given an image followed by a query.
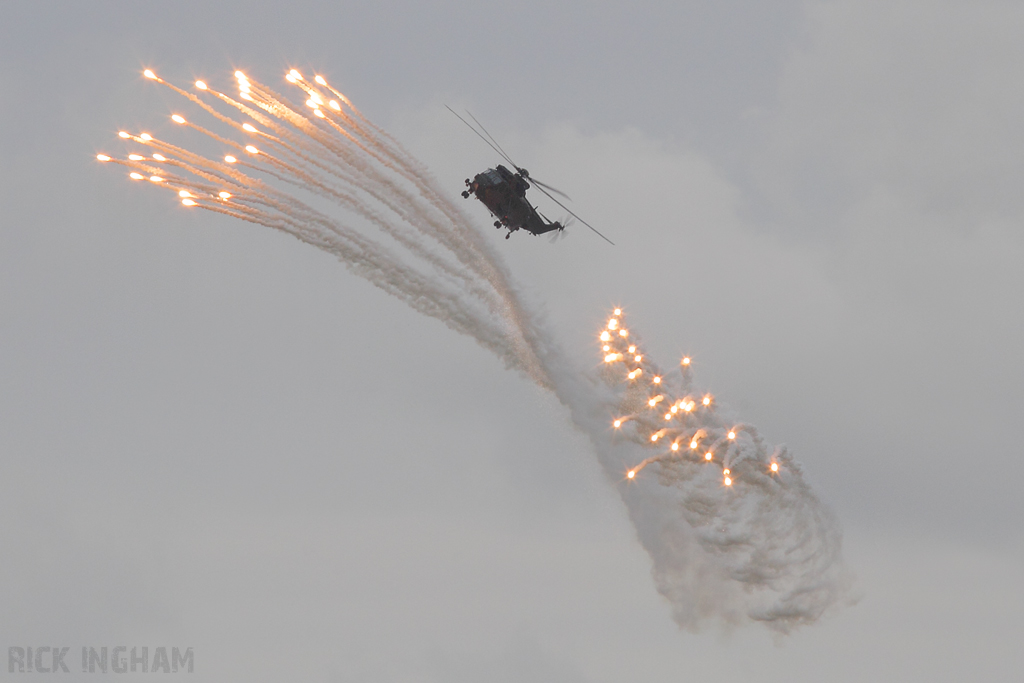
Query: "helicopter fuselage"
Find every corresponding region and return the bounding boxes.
[464,165,562,238]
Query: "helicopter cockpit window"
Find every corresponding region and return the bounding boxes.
[482,169,502,185]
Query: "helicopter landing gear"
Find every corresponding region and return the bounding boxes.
[494,221,502,229]
[462,191,470,198]
[505,232,511,239]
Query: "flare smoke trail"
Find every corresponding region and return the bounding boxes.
[100,67,849,632]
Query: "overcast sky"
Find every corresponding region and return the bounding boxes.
[2,1,1022,681]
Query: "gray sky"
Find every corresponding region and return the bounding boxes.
[2,1,1022,680]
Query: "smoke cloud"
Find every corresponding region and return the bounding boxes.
[100,67,851,632]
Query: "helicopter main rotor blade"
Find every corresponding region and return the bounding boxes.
[464,111,575,201]
[445,106,519,169]
[531,183,614,245]
[529,177,571,200]
[465,110,521,171]
[449,108,573,198]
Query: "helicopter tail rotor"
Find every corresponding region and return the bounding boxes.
[547,216,573,243]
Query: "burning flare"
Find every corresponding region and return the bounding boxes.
[598,309,849,630]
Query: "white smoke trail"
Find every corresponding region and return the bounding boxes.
[571,319,850,631]
[100,68,850,633]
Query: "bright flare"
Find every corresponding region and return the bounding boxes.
[705,452,713,461]
[613,308,622,316]
[224,155,237,163]
[242,123,257,132]
[728,431,736,440]
[181,198,196,206]
[627,470,636,479]
[608,318,619,330]
[315,75,327,86]
[149,176,163,182]
[143,70,156,79]
[329,100,341,111]
[129,172,143,180]
[219,191,232,199]
[682,357,691,365]
[118,131,130,139]
[724,477,732,486]
[172,115,186,124]
[179,190,192,198]
[152,154,166,161]
[139,133,152,141]
[195,80,208,90]
[96,154,111,162]
[128,154,144,161]
[770,462,779,472]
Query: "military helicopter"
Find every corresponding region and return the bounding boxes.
[447,107,614,245]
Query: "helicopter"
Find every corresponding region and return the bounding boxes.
[447,107,614,245]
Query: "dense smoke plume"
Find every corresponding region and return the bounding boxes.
[100,67,850,632]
